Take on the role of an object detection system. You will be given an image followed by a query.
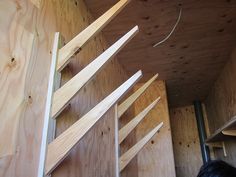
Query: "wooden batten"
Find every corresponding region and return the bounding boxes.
[45,70,142,175]
[51,26,139,119]
[37,33,60,177]
[119,97,161,144]
[57,0,131,72]
[118,74,158,118]
[119,122,163,172]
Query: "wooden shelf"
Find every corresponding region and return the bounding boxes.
[206,116,236,143]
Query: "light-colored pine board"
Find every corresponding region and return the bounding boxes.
[118,74,158,118]
[37,32,60,177]
[222,130,236,137]
[0,23,34,158]
[119,97,161,144]
[47,35,64,146]
[51,26,138,119]
[30,0,41,8]
[132,81,176,177]
[119,122,163,172]
[45,70,142,175]
[57,0,131,72]
[115,104,120,177]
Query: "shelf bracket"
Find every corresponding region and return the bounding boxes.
[206,142,227,157]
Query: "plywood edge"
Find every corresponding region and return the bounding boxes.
[51,26,139,119]
[45,70,142,175]
[119,122,163,172]
[57,0,131,71]
[118,74,158,118]
[119,97,161,144]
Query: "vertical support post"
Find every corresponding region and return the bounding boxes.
[193,100,210,164]
[115,104,120,177]
[47,35,64,144]
[37,32,60,177]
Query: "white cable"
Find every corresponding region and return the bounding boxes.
[153,8,182,47]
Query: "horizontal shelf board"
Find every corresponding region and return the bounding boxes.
[206,115,236,143]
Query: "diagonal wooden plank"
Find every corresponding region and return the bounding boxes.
[119,97,161,144]
[119,122,163,172]
[51,26,139,119]
[118,74,158,118]
[57,0,131,72]
[45,70,142,175]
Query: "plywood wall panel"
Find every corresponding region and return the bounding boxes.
[52,1,130,177]
[119,96,139,177]
[170,106,202,177]
[0,0,56,176]
[131,81,176,177]
[0,0,129,176]
[205,48,236,165]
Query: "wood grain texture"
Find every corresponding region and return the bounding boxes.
[0,22,34,158]
[119,89,139,177]
[170,106,202,177]
[46,71,142,175]
[30,0,41,8]
[37,32,60,177]
[57,0,131,72]
[85,0,236,107]
[0,0,56,176]
[222,130,236,136]
[131,81,176,177]
[206,116,236,142]
[0,0,130,176]
[119,122,163,172]
[51,26,138,119]
[118,74,158,118]
[119,97,160,144]
[205,49,236,165]
[52,1,132,176]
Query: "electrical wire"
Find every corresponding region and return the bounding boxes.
[153,8,182,47]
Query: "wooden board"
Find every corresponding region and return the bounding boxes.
[51,1,133,177]
[119,97,160,144]
[205,50,236,165]
[0,1,56,176]
[129,81,176,177]
[0,0,130,176]
[46,71,142,175]
[118,74,158,118]
[119,89,139,177]
[57,0,131,71]
[0,22,34,158]
[51,26,138,118]
[206,116,236,142]
[170,106,203,177]
[85,0,236,107]
[120,122,163,172]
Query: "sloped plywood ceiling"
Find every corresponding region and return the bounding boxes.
[84,0,236,107]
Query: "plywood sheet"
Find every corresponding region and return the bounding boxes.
[131,81,176,177]
[0,22,34,158]
[170,106,202,177]
[85,0,236,107]
[0,0,129,176]
[205,48,236,165]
